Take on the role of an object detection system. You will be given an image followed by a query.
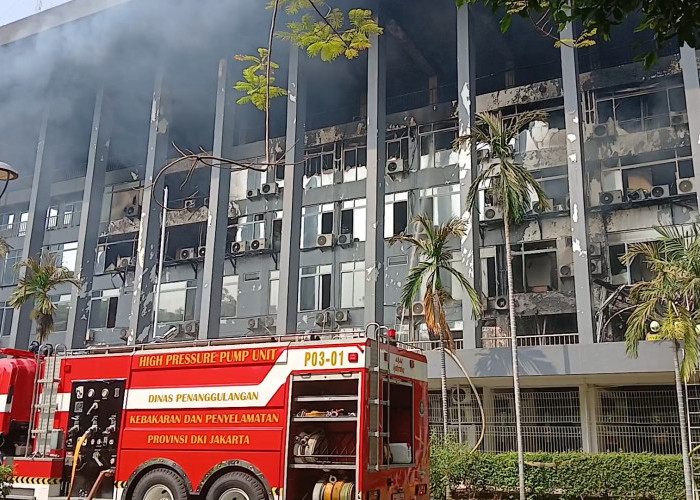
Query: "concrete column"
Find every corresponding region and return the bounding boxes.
[8,106,53,350]
[67,88,111,348]
[199,59,234,340]
[482,387,495,452]
[277,47,306,334]
[128,71,170,344]
[364,17,386,327]
[579,383,599,452]
[680,45,700,210]
[560,24,595,343]
[457,4,481,349]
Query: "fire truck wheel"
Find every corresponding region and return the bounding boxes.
[206,471,267,500]
[132,469,189,500]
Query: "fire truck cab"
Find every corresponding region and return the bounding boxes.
[12,328,429,500]
[0,348,36,458]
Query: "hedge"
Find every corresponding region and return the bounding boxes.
[430,440,684,500]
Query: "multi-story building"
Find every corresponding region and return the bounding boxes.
[0,0,698,455]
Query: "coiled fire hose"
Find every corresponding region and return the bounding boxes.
[66,429,93,500]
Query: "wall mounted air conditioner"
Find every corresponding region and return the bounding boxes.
[411,302,425,316]
[451,387,470,404]
[651,185,670,199]
[177,248,195,260]
[482,205,503,221]
[246,189,260,199]
[183,199,196,210]
[670,111,689,126]
[678,178,695,194]
[599,190,623,205]
[123,203,141,219]
[337,233,354,246]
[559,264,573,278]
[335,310,350,323]
[315,311,333,326]
[231,241,248,254]
[396,305,410,318]
[531,199,553,214]
[197,247,206,258]
[386,158,405,175]
[250,238,267,251]
[316,234,336,248]
[203,197,210,207]
[626,189,647,202]
[590,257,604,275]
[260,182,279,196]
[494,296,508,310]
[182,321,199,337]
[117,257,134,268]
[263,316,276,328]
[248,317,262,330]
[588,242,602,257]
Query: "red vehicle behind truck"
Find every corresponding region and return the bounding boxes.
[7,328,429,500]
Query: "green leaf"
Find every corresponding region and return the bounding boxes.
[500,14,512,33]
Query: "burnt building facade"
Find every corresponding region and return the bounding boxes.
[0,0,699,454]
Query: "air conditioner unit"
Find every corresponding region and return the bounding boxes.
[260,182,279,196]
[197,247,206,258]
[559,264,573,278]
[588,242,602,256]
[670,111,689,126]
[482,205,503,221]
[231,241,248,254]
[183,199,196,210]
[651,185,670,199]
[626,189,647,202]
[494,296,508,310]
[316,234,336,248]
[182,321,199,337]
[678,178,695,194]
[411,302,425,316]
[315,311,332,326]
[335,310,350,323]
[531,199,553,214]
[118,328,130,342]
[451,387,469,405]
[337,233,353,246]
[386,158,405,175]
[117,257,134,268]
[593,123,611,137]
[177,248,196,260]
[123,203,141,219]
[263,316,276,328]
[246,189,260,199]
[250,238,267,251]
[396,305,410,318]
[203,197,210,207]
[85,329,96,342]
[248,317,262,330]
[590,257,604,275]
[599,190,623,205]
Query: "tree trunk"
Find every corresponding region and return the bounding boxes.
[673,341,694,500]
[441,339,451,500]
[503,218,526,500]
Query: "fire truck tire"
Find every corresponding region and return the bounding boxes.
[205,471,267,500]
[132,469,189,500]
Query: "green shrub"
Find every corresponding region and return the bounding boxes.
[430,439,684,500]
[0,465,13,498]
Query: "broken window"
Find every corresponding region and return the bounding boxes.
[230,156,265,200]
[220,275,238,319]
[89,289,119,329]
[301,203,334,248]
[419,184,460,225]
[299,265,332,312]
[419,122,459,169]
[157,280,197,323]
[342,143,367,183]
[304,145,335,189]
[385,192,409,237]
[481,246,500,298]
[233,214,265,243]
[509,240,558,293]
[609,242,655,285]
[50,294,72,332]
[269,270,279,314]
[386,133,410,163]
[341,261,365,308]
[340,198,366,241]
[532,166,569,207]
[106,183,142,222]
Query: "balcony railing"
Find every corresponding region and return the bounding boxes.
[405,339,465,351]
[46,211,80,231]
[0,221,27,238]
[481,333,579,348]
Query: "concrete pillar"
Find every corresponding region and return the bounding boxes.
[579,383,599,452]
[680,45,700,210]
[277,47,306,334]
[560,24,595,343]
[457,4,481,349]
[67,88,111,348]
[364,15,386,327]
[128,71,170,344]
[199,59,234,340]
[8,106,53,349]
[482,387,495,452]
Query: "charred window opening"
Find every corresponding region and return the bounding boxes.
[272,211,283,252]
[385,192,409,237]
[515,314,579,342]
[340,199,366,241]
[386,131,410,163]
[95,236,137,274]
[304,145,335,189]
[609,242,656,285]
[532,166,569,207]
[510,240,558,293]
[481,246,500,298]
[419,122,458,169]
[89,290,119,330]
[299,265,332,312]
[342,142,367,183]
[103,183,143,224]
[302,203,335,248]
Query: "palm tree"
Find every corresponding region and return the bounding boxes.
[9,253,81,344]
[622,224,700,500]
[458,110,548,500]
[389,214,481,439]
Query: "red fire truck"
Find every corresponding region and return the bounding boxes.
[0,348,36,459]
[9,327,429,500]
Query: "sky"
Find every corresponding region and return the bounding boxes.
[0,0,72,27]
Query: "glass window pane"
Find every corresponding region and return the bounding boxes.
[341,272,353,309]
[354,207,366,241]
[89,298,109,328]
[269,279,279,314]
[221,276,238,318]
[1,308,12,336]
[158,283,187,322]
[353,269,364,307]
[299,276,315,311]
